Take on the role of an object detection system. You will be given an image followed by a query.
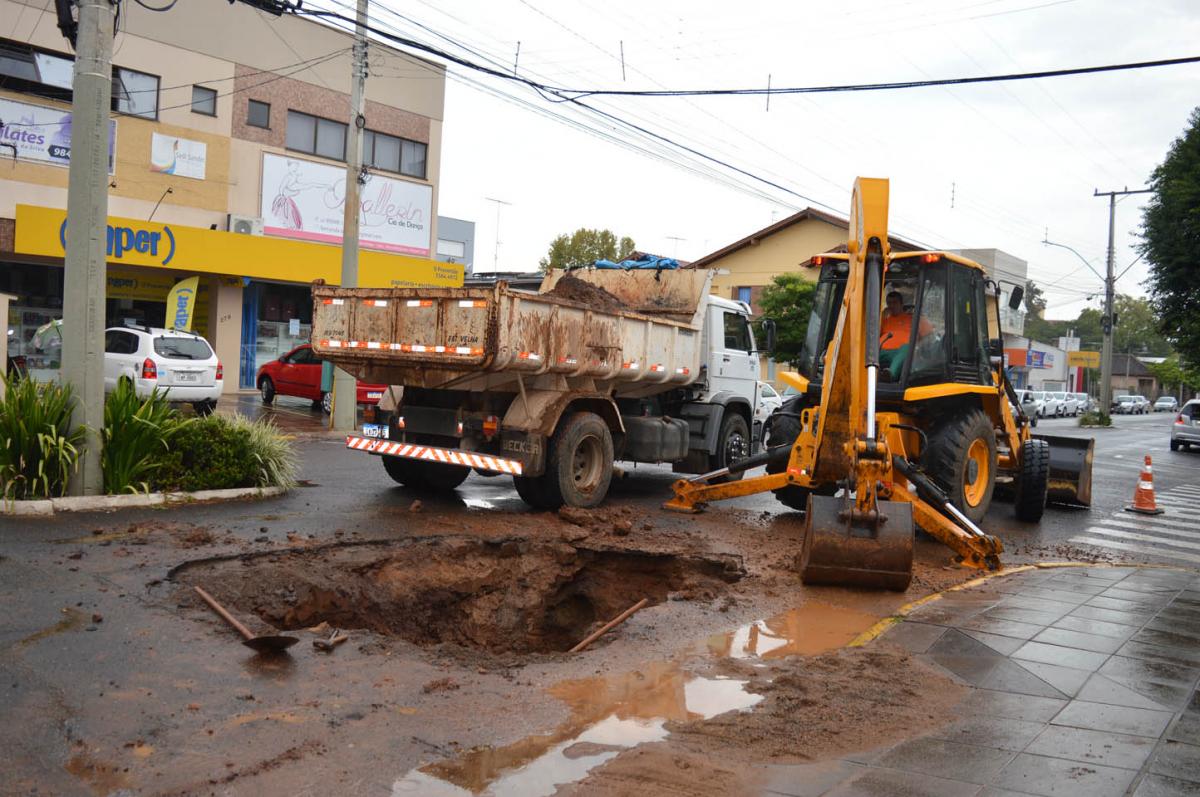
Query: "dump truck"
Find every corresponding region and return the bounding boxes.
[664,177,1094,589]
[311,267,771,508]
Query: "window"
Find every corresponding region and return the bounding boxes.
[736,287,752,305]
[247,99,270,128]
[0,39,158,118]
[364,129,428,178]
[191,85,216,116]
[437,239,466,259]
[113,67,159,118]
[153,336,213,360]
[286,110,346,160]
[104,330,138,355]
[723,311,752,352]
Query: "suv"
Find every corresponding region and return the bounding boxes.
[103,326,222,414]
[1171,399,1200,451]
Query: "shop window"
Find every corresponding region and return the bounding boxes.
[247,99,270,128]
[191,85,217,116]
[113,67,159,119]
[286,110,346,161]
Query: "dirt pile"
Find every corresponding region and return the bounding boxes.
[545,274,624,311]
[173,537,744,654]
[564,645,966,795]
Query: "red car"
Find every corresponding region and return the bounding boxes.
[257,344,386,414]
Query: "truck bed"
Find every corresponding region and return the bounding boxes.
[310,268,714,397]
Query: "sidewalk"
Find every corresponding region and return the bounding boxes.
[764,565,1200,797]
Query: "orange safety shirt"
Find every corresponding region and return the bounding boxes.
[880,313,931,349]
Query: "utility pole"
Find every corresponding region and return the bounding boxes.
[485,197,511,271]
[1094,187,1151,418]
[61,0,116,495]
[331,0,368,433]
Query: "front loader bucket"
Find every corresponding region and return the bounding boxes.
[800,494,914,591]
[1033,434,1094,507]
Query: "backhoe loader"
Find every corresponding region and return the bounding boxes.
[665,178,1093,590]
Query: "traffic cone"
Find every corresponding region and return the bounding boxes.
[1126,455,1164,515]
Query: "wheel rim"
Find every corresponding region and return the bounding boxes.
[724,430,748,466]
[963,438,990,507]
[322,392,331,414]
[571,434,604,493]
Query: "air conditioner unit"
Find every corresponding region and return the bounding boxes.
[227,214,263,235]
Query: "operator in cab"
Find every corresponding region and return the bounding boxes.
[879,290,932,380]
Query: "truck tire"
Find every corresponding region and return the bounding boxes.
[765,398,812,511]
[709,411,751,483]
[513,474,557,508]
[540,411,614,509]
[381,454,469,492]
[1014,438,1050,522]
[922,408,997,525]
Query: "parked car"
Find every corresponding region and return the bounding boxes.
[1034,391,1061,417]
[1071,393,1094,414]
[1112,394,1150,415]
[103,326,222,414]
[1013,389,1039,426]
[1154,396,1179,413]
[1171,399,1200,451]
[754,381,783,445]
[257,343,386,414]
[1053,391,1080,417]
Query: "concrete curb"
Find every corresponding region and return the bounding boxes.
[2,486,287,516]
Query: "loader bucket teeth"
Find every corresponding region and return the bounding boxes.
[800,495,914,591]
[1033,434,1095,507]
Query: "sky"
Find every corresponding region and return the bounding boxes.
[347,0,1198,320]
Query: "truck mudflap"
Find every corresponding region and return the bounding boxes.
[345,436,525,475]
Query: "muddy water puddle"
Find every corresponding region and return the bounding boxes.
[706,602,881,660]
[393,662,762,796]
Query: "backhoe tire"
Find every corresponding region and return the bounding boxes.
[1014,439,1050,522]
[766,398,813,511]
[709,411,751,484]
[535,412,614,509]
[922,408,998,525]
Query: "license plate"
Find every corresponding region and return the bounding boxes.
[366,392,383,400]
[175,372,199,383]
[361,423,388,439]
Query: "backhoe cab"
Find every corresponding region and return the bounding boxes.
[665,178,1094,591]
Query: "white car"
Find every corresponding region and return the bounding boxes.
[103,326,222,414]
[1035,391,1062,417]
[755,381,784,446]
[1072,393,1093,414]
[1054,391,1080,417]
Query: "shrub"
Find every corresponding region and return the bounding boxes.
[0,376,86,500]
[154,414,257,492]
[225,414,298,489]
[1079,410,1112,427]
[102,380,191,494]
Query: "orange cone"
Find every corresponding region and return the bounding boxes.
[1126,455,1164,515]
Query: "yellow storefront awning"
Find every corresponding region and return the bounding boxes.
[13,204,463,288]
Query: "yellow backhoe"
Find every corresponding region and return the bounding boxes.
[665,178,1093,590]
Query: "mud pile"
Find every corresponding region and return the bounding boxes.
[544,274,624,311]
[174,537,744,654]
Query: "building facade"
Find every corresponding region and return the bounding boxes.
[435,216,475,275]
[0,0,458,391]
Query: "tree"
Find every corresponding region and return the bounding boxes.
[1147,355,1200,399]
[1113,295,1172,357]
[1024,280,1047,318]
[1141,107,1200,366]
[755,274,818,367]
[539,228,636,272]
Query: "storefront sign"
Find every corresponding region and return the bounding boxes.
[166,276,200,331]
[1028,351,1045,369]
[15,205,461,288]
[150,133,207,180]
[1068,350,1101,368]
[0,97,116,172]
[259,153,432,256]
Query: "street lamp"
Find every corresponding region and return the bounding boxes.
[1043,237,1114,417]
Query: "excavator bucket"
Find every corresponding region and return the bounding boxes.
[1034,434,1094,507]
[800,494,914,591]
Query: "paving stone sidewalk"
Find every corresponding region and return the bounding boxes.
[765,566,1200,797]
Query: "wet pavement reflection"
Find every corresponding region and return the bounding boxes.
[217,392,353,435]
[392,662,762,797]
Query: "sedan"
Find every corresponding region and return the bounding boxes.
[1154,396,1179,413]
[257,344,386,414]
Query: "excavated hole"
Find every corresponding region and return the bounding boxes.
[173,537,744,654]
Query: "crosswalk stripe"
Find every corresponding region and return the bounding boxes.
[1168,486,1200,495]
[1082,526,1200,552]
[1091,518,1200,540]
[1100,511,1200,529]
[1069,536,1200,565]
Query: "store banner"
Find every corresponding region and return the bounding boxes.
[260,153,432,256]
[150,133,207,180]
[165,276,200,331]
[0,97,117,172]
